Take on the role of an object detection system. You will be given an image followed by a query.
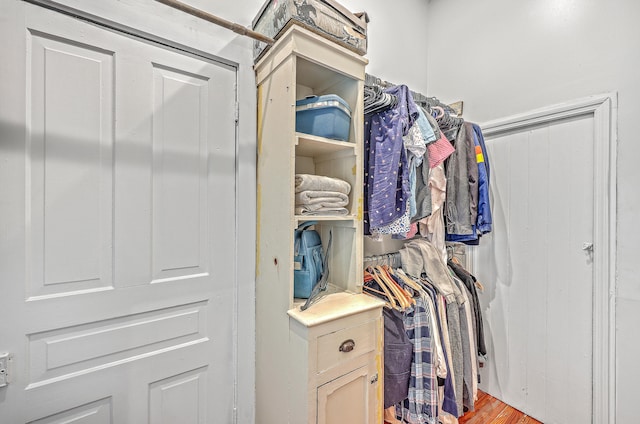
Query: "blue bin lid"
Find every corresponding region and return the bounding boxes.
[295,94,351,117]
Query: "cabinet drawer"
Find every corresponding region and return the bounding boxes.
[316,319,376,374]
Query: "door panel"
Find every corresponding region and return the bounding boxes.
[317,365,372,424]
[27,30,115,299]
[27,398,113,424]
[149,367,208,424]
[151,63,209,282]
[475,115,594,423]
[27,301,208,387]
[0,3,237,423]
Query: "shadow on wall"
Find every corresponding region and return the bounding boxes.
[474,145,512,399]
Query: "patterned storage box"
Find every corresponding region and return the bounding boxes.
[252,0,368,61]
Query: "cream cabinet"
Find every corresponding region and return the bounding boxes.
[255,25,384,424]
[288,293,383,424]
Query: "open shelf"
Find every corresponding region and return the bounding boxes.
[296,57,356,97]
[295,132,356,157]
[294,215,356,228]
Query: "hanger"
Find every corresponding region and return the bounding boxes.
[365,268,399,310]
[376,266,413,308]
[394,268,424,295]
[363,270,394,308]
[367,266,413,310]
[381,266,416,306]
[447,256,485,292]
[362,283,395,309]
[432,106,445,119]
[372,266,408,310]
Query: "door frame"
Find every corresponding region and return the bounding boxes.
[16,1,249,422]
[471,94,617,424]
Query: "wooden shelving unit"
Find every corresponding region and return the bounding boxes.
[255,25,384,424]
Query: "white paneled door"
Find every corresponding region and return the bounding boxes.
[0,3,237,423]
[475,110,603,423]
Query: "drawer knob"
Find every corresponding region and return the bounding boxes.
[339,339,355,353]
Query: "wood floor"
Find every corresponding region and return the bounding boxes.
[459,390,543,424]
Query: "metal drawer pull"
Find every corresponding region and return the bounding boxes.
[339,339,355,353]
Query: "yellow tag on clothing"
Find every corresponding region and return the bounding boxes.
[475,145,485,163]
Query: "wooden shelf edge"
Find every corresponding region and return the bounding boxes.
[295,215,356,223]
[296,132,355,147]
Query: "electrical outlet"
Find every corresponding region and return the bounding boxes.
[0,353,9,388]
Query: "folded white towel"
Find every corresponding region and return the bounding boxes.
[295,190,349,208]
[294,174,351,195]
[295,206,349,216]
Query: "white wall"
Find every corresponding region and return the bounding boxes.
[222,0,430,94]
[339,0,430,94]
[238,0,430,93]
[425,0,640,422]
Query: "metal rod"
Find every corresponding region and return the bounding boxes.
[156,0,275,45]
[365,72,462,116]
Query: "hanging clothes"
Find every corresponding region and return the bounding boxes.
[398,239,464,305]
[405,119,429,223]
[473,123,492,235]
[369,85,419,237]
[433,290,459,419]
[408,106,439,224]
[451,272,476,413]
[444,124,476,237]
[398,239,466,418]
[454,274,479,404]
[398,291,438,424]
[360,77,494,424]
[419,163,447,261]
[362,251,488,423]
[364,103,406,233]
[363,78,492,244]
[448,260,486,356]
[384,307,414,408]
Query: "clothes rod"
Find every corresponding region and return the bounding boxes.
[365,73,463,116]
[155,0,275,45]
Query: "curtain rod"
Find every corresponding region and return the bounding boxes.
[155,0,275,45]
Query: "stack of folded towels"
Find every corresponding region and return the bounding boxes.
[294,173,351,215]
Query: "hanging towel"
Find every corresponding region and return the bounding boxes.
[294,174,351,194]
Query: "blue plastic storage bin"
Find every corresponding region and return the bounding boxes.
[295,94,352,141]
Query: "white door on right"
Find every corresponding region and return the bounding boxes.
[474,114,595,424]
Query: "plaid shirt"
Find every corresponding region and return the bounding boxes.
[398,292,438,424]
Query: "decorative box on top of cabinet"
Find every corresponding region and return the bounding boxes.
[255,25,384,424]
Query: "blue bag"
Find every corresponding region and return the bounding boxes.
[293,221,324,299]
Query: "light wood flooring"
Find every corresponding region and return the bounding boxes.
[459,390,543,424]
